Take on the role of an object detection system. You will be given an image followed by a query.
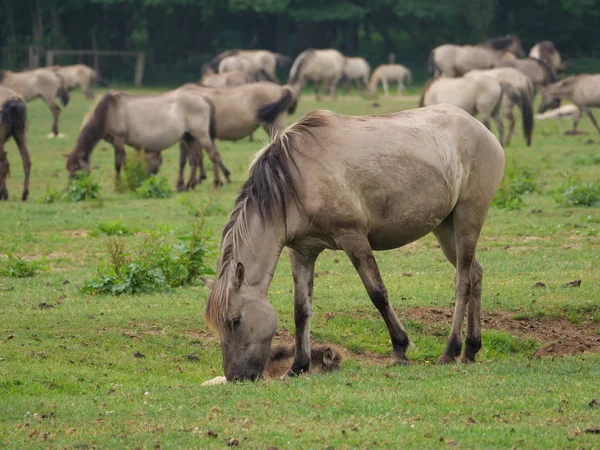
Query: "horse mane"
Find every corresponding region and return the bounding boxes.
[289,49,315,84]
[67,93,118,165]
[479,35,519,51]
[527,57,556,82]
[205,111,330,334]
[419,77,436,107]
[202,49,240,74]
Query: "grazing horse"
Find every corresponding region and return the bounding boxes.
[200,70,255,88]
[429,35,523,77]
[0,68,69,136]
[538,75,600,134]
[288,49,345,100]
[465,68,535,146]
[341,57,371,92]
[51,64,108,99]
[0,87,31,201]
[367,64,412,97]
[203,50,291,83]
[529,41,563,73]
[217,56,255,76]
[176,82,300,183]
[496,57,556,90]
[65,87,224,188]
[419,74,518,146]
[203,105,504,381]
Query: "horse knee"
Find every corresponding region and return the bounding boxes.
[368,285,389,309]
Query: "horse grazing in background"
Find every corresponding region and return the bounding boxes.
[203,50,291,83]
[367,64,412,97]
[529,41,563,73]
[0,87,31,201]
[0,68,69,137]
[465,68,535,146]
[217,56,255,76]
[51,64,108,99]
[202,105,504,381]
[288,49,345,100]
[420,74,524,146]
[429,35,523,77]
[538,75,600,134]
[200,70,256,88]
[341,57,371,93]
[495,57,556,90]
[66,87,225,189]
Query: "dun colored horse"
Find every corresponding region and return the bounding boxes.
[203,50,291,83]
[341,57,371,92]
[66,87,224,188]
[367,64,412,97]
[203,105,505,381]
[529,41,563,73]
[496,57,556,90]
[200,70,255,88]
[0,68,69,136]
[0,87,31,201]
[419,74,521,146]
[52,64,108,99]
[538,74,600,134]
[288,49,345,100]
[429,35,523,77]
[465,68,535,146]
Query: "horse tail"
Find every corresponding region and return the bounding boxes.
[428,50,439,77]
[204,96,217,140]
[419,77,435,107]
[501,83,534,146]
[53,71,70,107]
[1,96,27,137]
[203,49,239,75]
[275,53,292,68]
[257,88,293,123]
[288,50,313,85]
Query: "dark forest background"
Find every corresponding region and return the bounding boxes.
[1,0,599,84]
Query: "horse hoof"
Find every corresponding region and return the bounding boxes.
[46,133,56,139]
[389,357,410,366]
[437,355,457,365]
[21,191,29,202]
[460,355,476,364]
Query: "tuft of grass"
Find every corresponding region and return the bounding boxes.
[553,177,600,207]
[120,151,150,192]
[64,172,101,202]
[492,166,537,210]
[41,188,61,204]
[135,175,172,199]
[0,253,47,278]
[89,220,136,237]
[482,331,538,358]
[82,218,213,295]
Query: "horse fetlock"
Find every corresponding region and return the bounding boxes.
[462,337,482,363]
[21,189,29,202]
[0,185,8,200]
[286,361,310,377]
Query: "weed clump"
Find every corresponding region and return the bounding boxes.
[554,177,600,207]
[89,220,136,237]
[135,175,172,199]
[492,167,537,210]
[64,173,101,202]
[120,151,149,192]
[0,253,47,278]
[82,217,213,295]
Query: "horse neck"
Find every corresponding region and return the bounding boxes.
[553,80,576,98]
[367,71,380,90]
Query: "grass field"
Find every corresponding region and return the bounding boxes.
[1,84,599,449]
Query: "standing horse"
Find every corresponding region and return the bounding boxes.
[429,35,523,77]
[420,75,513,145]
[217,57,255,76]
[529,41,563,73]
[496,57,556,90]
[202,105,504,381]
[0,68,69,136]
[203,50,291,83]
[0,87,31,201]
[65,87,224,188]
[538,74,600,134]
[367,64,412,97]
[200,70,255,88]
[288,49,345,100]
[341,57,371,93]
[51,64,108,99]
[465,68,535,146]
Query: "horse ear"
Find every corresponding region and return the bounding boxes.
[234,262,245,290]
[200,276,215,290]
[323,347,334,365]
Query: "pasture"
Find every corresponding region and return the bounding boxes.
[1,87,599,448]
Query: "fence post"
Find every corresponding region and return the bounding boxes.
[28,46,41,68]
[134,52,145,87]
[388,52,396,64]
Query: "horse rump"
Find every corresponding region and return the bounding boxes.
[1,97,27,136]
[256,88,293,123]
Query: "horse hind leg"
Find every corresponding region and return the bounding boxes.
[12,128,31,201]
[196,135,223,187]
[0,146,9,200]
[340,234,410,365]
[503,100,515,146]
[583,106,600,133]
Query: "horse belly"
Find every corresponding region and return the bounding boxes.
[126,122,182,151]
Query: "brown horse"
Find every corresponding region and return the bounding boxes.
[529,41,563,73]
[288,49,345,100]
[429,35,523,77]
[51,64,108,99]
[538,74,600,134]
[203,104,505,381]
[0,87,31,201]
[66,87,223,188]
[203,50,291,83]
[0,68,69,136]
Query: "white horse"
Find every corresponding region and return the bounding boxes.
[341,57,371,92]
[367,64,412,97]
[288,49,345,100]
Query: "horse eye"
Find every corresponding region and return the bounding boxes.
[231,317,241,329]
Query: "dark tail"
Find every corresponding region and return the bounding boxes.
[1,97,27,137]
[501,83,534,146]
[257,88,293,123]
[428,50,439,77]
[58,87,70,107]
[419,77,435,107]
[204,96,217,140]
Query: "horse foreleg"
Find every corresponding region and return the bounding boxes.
[185,143,201,190]
[503,101,515,146]
[583,106,600,133]
[340,235,410,365]
[50,103,60,136]
[0,148,9,200]
[13,128,31,201]
[198,137,222,187]
[314,80,321,101]
[284,249,319,377]
[177,139,188,191]
[112,137,126,184]
[382,78,389,97]
[397,80,405,96]
[493,113,505,147]
[570,107,583,134]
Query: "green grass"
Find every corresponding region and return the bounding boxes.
[0,87,599,448]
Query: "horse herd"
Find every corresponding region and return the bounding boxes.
[1,39,598,382]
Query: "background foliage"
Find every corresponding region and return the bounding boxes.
[2,0,600,84]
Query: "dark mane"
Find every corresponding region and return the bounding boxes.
[205,111,330,333]
[527,57,556,82]
[202,49,240,75]
[479,35,519,51]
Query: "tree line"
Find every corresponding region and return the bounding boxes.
[1,0,599,84]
